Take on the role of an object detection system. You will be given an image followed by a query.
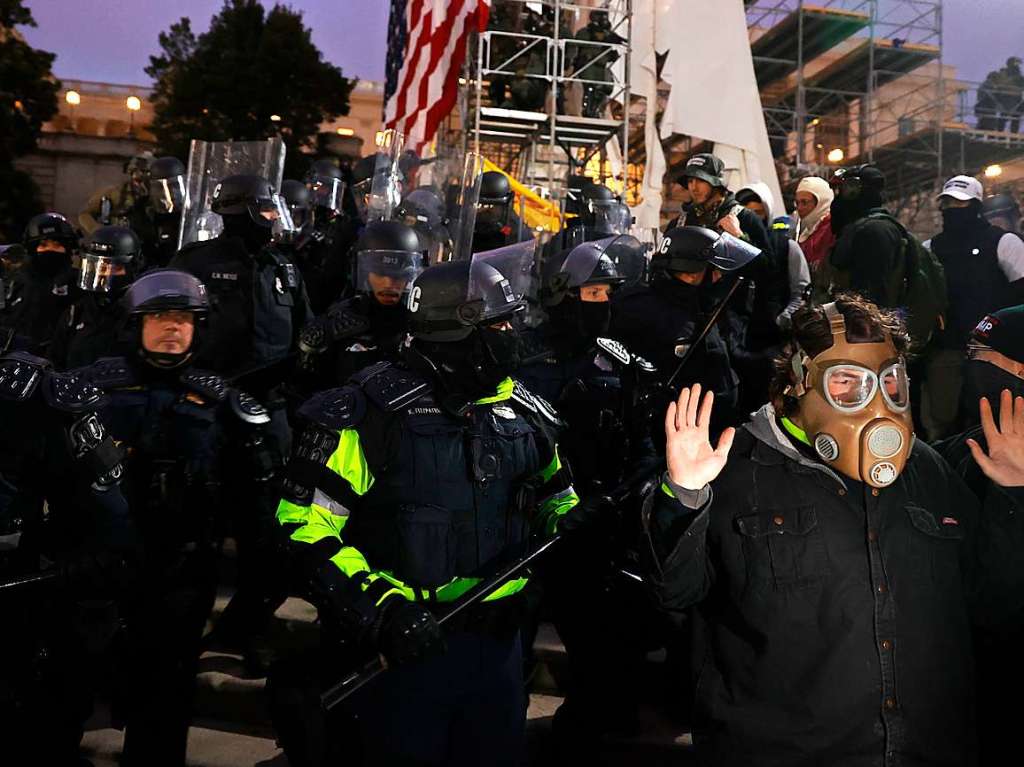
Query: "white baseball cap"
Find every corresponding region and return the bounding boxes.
[938,175,983,202]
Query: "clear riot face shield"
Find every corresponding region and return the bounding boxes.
[355,249,425,305]
[357,129,406,223]
[449,152,485,263]
[462,239,536,327]
[150,175,186,215]
[177,138,287,248]
[603,233,649,287]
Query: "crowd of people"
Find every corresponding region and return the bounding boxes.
[1,136,1023,767]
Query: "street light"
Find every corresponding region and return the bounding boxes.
[336,127,355,136]
[270,114,282,122]
[65,90,81,132]
[827,148,845,164]
[126,95,141,135]
[984,164,1003,179]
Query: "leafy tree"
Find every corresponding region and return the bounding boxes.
[0,0,60,239]
[146,0,355,177]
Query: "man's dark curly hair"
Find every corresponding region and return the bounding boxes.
[769,293,911,418]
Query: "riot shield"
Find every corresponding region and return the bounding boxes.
[177,138,286,248]
[396,142,465,264]
[469,239,537,304]
[363,129,405,223]
[449,152,485,263]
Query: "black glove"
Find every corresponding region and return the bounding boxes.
[557,494,618,535]
[373,597,446,668]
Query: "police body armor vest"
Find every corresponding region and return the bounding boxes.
[298,362,554,592]
[929,225,1008,347]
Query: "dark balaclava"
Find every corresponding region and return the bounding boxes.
[409,326,522,404]
[221,212,273,253]
[941,200,987,240]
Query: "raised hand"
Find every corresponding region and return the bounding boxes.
[967,389,1024,488]
[664,384,735,491]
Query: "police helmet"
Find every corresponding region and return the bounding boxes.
[23,212,78,253]
[78,225,140,293]
[479,171,513,206]
[545,240,624,306]
[653,226,761,275]
[148,156,186,215]
[407,259,524,342]
[125,269,209,316]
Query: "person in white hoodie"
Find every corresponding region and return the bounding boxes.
[793,176,836,275]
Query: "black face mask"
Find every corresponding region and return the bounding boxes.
[411,327,522,403]
[31,249,71,278]
[223,214,273,253]
[575,299,611,340]
[941,207,982,235]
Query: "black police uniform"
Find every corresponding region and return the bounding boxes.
[75,355,272,766]
[171,236,312,378]
[0,213,77,351]
[50,292,133,370]
[293,293,410,399]
[271,257,579,767]
[0,351,133,767]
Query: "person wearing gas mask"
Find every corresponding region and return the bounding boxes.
[291,220,425,400]
[472,171,528,253]
[982,192,1022,235]
[269,256,585,767]
[0,350,135,767]
[79,153,155,236]
[919,175,1024,441]
[72,270,274,766]
[934,305,1024,766]
[0,212,77,352]
[666,154,772,255]
[643,295,1024,767]
[171,174,310,664]
[49,225,139,370]
[611,226,761,436]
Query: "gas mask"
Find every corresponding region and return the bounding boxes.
[787,303,914,488]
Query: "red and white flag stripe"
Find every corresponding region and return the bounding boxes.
[384,0,491,152]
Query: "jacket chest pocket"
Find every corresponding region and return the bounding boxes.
[735,505,827,590]
[903,504,964,585]
[393,503,458,590]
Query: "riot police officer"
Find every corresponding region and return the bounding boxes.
[170,174,311,655]
[473,171,526,252]
[0,351,133,766]
[271,254,584,767]
[982,192,1022,235]
[611,226,761,436]
[144,156,188,269]
[563,182,632,249]
[396,186,450,263]
[281,179,313,234]
[292,220,425,400]
[0,212,77,351]
[294,160,357,312]
[170,173,313,379]
[50,225,140,370]
[73,270,274,766]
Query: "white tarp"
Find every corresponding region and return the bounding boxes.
[628,0,782,222]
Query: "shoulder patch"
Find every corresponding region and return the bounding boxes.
[352,362,431,413]
[298,385,368,431]
[596,337,631,366]
[511,381,561,426]
[0,352,50,401]
[181,370,229,403]
[228,388,271,425]
[75,356,136,389]
[42,369,106,414]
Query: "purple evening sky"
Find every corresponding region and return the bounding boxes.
[19,0,1024,87]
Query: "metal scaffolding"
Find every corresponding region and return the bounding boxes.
[455,0,634,209]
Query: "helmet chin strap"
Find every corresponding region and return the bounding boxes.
[141,347,194,370]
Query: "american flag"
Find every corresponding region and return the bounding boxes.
[384,0,491,151]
